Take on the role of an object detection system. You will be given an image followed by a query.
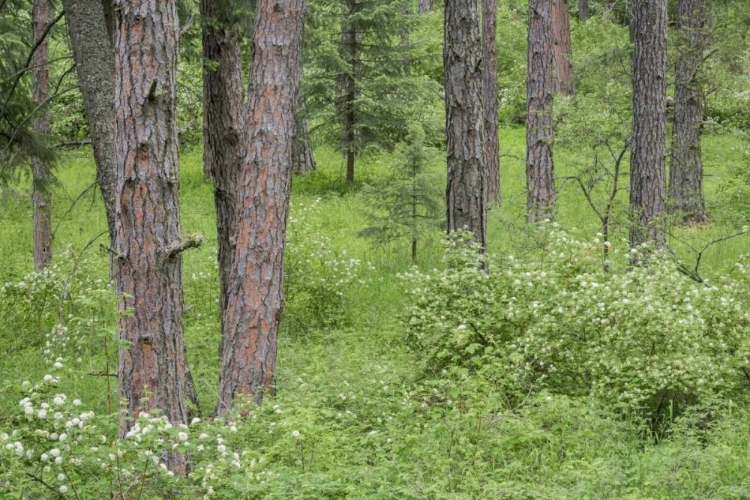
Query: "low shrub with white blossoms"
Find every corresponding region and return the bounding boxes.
[402,228,750,421]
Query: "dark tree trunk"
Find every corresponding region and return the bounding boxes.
[669,0,707,224]
[630,0,667,248]
[552,0,575,95]
[62,0,117,246]
[341,0,360,185]
[418,0,432,13]
[578,0,589,21]
[444,0,487,249]
[201,0,245,335]
[32,0,53,271]
[216,0,305,416]
[114,0,197,472]
[292,95,316,173]
[483,0,501,205]
[526,0,556,222]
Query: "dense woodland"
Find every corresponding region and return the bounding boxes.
[1,0,750,497]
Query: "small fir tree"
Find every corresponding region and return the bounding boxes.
[359,123,442,264]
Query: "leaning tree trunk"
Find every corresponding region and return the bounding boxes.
[201,0,245,336]
[483,0,501,206]
[552,0,575,95]
[341,0,360,185]
[62,0,117,246]
[526,0,556,222]
[418,0,432,14]
[114,0,198,472]
[216,0,305,416]
[630,0,667,248]
[669,0,707,225]
[444,0,487,249]
[578,0,589,21]
[31,0,53,271]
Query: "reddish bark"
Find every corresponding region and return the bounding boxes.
[483,0,501,205]
[216,0,305,415]
[552,0,575,95]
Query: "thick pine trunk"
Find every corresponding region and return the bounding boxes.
[630,0,667,248]
[62,0,117,246]
[418,0,432,13]
[341,0,360,185]
[669,0,707,224]
[552,0,575,95]
[201,0,245,332]
[444,0,487,249]
[578,0,589,21]
[32,0,53,271]
[114,0,198,471]
[292,95,317,174]
[216,0,305,416]
[483,0,501,206]
[526,0,556,222]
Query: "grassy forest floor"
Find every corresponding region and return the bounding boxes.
[2,126,750,498]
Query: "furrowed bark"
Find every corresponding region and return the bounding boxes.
[216,0,305,416]
[292,94,316,173]
[526,0,556,222]
[444,0,487,249]
[114,0,197,472]
[552,0,575,95]
[630,0,667,248]
[483,0,501,205]
[341,0,360,185]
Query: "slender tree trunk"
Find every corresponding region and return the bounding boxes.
[552,0,575,95]
[114,0,198,472]
[201,0,245,335]
[216,0,305,416]
[669,0,707,224]
[483,0,501,205]
[418,0,432,13]
[630,0,667,248]
[341,0,360,185]
[292,95,317,173]
[32,0,53,271]
[62,0,117,246]
[578,0,589,21]
[526,0,556,222]
[444,0,487,249]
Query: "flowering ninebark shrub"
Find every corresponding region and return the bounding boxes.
[402,228,750,419]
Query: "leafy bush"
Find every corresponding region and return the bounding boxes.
[402,228,750,421]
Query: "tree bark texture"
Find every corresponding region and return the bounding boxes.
[201,0,245,332]
[113,0,198,470]
[669,0,707,224]
[526,0,556,222]
[578,0,589,21]
[292,95,316,173]
[62,0,117,244]
[552,0,575,95]
[630,0,667,247]
[216,0,305,416]
[32,0,53,271]
[340,0,360,185]
[444,0,487,248]
[418,0,432,13]
[483,0,501,205]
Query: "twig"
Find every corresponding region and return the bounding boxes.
[52,182,97,238]
[24,472,57,493]
[162,234,205,263]
[54,139,92,148]
[88,371,117,377]
[100,243,124,260]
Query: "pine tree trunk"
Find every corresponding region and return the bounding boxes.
[341,0,360,185]
[62,0,117,247]
[669,0,707,225]
[526,0,556,222]
[630,0,667,247]
[216,0,305,416]
[552,0,575,95]
[483,0,501,206]
[201,0,245,333]
[578,0,589,21]
[418,0,432,13]
[114,0,197,472]
[292,95,317,173]
[32,0,53,271]
[444,0,487,248]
